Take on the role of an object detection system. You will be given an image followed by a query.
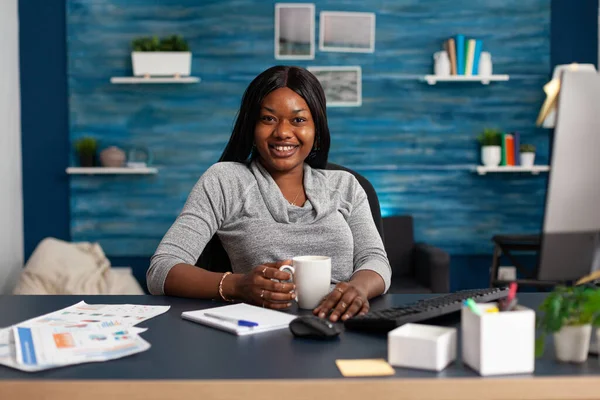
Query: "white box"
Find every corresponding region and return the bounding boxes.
[388,323,456,371]
[461,303,535,376]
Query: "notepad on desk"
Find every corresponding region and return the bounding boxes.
[181,303,297,336]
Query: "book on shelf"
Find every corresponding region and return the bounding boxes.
[445,38,457,75]
[513,132,521,166]
[455,34,465,75]
[440,35,486,76]
[499,132,522,167]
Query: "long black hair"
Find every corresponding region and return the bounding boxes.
[219,65,330,169]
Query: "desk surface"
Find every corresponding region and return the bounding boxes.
[1,294,599,400]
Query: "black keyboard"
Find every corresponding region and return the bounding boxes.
[344,287,509,333]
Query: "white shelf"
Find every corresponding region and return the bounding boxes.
[474,165,550,175]
[66,167,158,175]
[110,76,200,84]
[421,75,510,85]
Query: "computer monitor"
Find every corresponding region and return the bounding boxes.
[537,70,600,282]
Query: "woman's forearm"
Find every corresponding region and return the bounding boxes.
[163,263,241,299]
[350,270,385,299]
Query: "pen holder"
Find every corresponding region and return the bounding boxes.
[461,302,535,376]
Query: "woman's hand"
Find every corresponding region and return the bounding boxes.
[312,282,369,322]
[233,260,296,309]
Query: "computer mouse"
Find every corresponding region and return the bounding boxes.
[289,315,342,340]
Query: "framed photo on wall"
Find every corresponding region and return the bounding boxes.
[319,11,375,53]
[274,3,315,60]
[307,66,362,107]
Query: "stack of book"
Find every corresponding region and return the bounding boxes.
[442,35,484,76]
[499,132,521,166]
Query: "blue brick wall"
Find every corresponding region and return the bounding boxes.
[67,0,551,257]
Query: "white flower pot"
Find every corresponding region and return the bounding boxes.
[131,52,192,77]
[553,324,592,363]
[481,146,501,167]
[520,152,535,167]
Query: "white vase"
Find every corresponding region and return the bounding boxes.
[481,146,501,167]
[434,51,451,76]
[553,325,592,363]
[131,52,192,77]
[478,52,492,77]
[520,152,535,167]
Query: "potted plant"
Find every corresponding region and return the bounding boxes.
[520,144,536,168]
[535,286,600,363]
[131,34,191,77]
[477,128,502,167]
[74,137,98,167]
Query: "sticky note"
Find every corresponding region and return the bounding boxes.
[335,359,395,377]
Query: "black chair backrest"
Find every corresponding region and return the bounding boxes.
[382,215,415,277]
[196,162,384,272]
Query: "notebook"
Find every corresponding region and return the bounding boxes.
[181,303,297,336]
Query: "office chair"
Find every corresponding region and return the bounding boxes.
[383,215,450,294]
[195,162,384,273]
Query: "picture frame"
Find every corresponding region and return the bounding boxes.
[319,11,376,53]
[307,66,362,107]
[274,3,315,60]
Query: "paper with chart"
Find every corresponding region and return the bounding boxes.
[0,301,169,372]
[13,325,150,368]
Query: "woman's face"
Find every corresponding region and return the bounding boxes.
[254,87,315,175]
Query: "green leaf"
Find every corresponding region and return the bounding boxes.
[535,333,546,358]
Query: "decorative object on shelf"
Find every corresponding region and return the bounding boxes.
[274,3,315,60]
[74,137,98,167]
[131,35,191,77]
[478,51,492,77]
[428,35,505,85]
[433,51,451,77]
[127,146,153,169]
[519,144,536,168]
[535,285,600,363]
[477,128,502,167]
[99,146,126,168]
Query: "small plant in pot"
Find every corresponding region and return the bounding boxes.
[477,128,502,167]
[535,285,600,363]
[520,144,536,168]
[131,34,191,77]
[74,137,98,167]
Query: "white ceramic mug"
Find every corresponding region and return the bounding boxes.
[279,256,332,309]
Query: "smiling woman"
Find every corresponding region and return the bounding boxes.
[147,66,391,323]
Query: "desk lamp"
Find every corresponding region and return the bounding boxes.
[536,63,597,128]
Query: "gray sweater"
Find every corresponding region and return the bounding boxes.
[147,160,392,295]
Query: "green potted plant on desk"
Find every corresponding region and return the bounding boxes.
[74,137,98,167]
[535,286,600,363]
[519,144,536,168]
[131,34,191,77]
[477,128,502,167]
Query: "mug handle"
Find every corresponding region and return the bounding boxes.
[278,265,295,284]
[279,265,296,301]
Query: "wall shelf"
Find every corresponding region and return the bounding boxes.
[420,75,510,85]
[110,76,200,84]
[474,165,550,175]
[66,167,158,175]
